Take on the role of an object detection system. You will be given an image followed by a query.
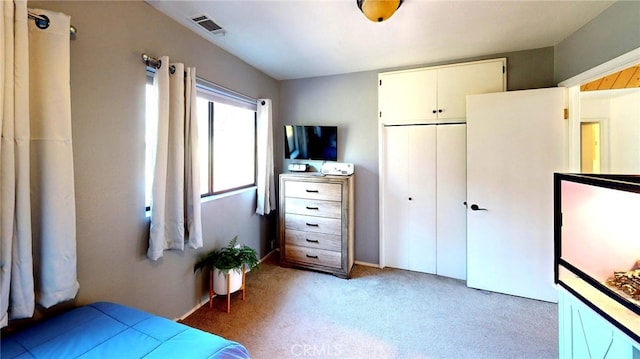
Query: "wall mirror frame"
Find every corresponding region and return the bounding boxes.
[559,47,640,173]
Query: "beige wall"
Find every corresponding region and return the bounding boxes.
[27,0,278,319]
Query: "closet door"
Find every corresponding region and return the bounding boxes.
[379,69,437,125]
[435,124,467,280]
[382,125,436,273]
[407,125,437,273]
[437,60,505,120]
[382,126,410,269]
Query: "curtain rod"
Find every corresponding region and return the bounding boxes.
[142,53,259,106]
[141,53,177,74]
[28,11,77,37]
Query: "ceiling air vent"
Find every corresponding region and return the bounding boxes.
[190,14,225,36]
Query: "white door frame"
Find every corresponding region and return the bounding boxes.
[559,47,640,172]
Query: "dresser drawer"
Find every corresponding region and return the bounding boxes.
[285,181,341,201]
[285,198,341,219]
[285,213,341,236]
[285,229,341,252]
[285,245,342,269]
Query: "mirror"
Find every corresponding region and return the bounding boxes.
[579,65,640,174]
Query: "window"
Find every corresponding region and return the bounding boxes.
[145,75,156,209]
[145,75,257,209]
[196,82,257,196]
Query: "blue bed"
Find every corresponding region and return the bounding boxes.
[1,302,249,358]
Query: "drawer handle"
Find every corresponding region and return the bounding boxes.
[306,206,319,210]
[306,254,319,259]
[305,238,319,243]
[305,189,319,193]
[306,222,319,227]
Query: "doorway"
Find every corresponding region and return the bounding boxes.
[559,47,640,173]
[580,122,601,173]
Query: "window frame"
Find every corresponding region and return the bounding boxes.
[198,94,258,197]
[195,78,258,197]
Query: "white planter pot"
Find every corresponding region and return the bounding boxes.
[212,267,243,295]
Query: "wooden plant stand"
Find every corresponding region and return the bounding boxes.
[208,267,246,313]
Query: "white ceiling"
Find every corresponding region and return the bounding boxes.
[146,0,614,81]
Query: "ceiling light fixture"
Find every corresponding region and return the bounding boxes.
[357,0,403,22]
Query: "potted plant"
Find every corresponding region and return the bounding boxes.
[193,236,259,297]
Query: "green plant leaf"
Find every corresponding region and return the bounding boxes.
[193,235,259,275]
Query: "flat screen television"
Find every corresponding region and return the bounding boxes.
[284,125,337,161]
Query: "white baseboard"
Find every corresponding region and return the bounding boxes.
[176,296,210,321]
[355,260,380,268]
[261,248,278,261]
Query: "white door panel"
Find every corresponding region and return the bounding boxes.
[382,127,410,269]
[437,61,505,119]
[408,126,437,273]
[466,88,565,302]
[382,125,437,274]
[379,70,437,124]
[436,124,467,280]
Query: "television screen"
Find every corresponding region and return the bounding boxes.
[284,125,337,161]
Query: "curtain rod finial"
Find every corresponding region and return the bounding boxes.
[141,53,161,69]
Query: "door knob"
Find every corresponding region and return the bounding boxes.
[470,204,487,211]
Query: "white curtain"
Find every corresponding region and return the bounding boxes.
[1,2,78,327]
[148,58,202,261]
[256,99,274,215]
[1,0,33,327]
[184,68,202,250]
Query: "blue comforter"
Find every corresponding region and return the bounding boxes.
[1,302,250,358]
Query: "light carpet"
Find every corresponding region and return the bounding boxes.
[180,252,558,359]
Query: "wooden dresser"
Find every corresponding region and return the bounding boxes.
[279,174,354,278]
